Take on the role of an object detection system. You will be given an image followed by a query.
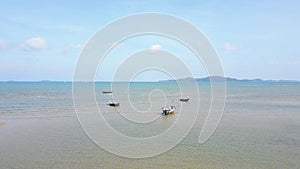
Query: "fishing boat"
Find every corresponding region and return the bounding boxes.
[161,106,176,115]
[102,91,112,94]
[107,101,119,107]
[179,97,190,102]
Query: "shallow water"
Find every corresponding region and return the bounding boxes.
[0,82,300,168]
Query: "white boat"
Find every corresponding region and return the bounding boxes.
[107,101,119,107]
[161,106,176,115]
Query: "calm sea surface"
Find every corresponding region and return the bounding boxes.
[0,82,300,169]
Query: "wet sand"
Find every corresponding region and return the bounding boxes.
[1,106,299,169]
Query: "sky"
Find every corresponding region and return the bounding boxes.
[0,0,300,81]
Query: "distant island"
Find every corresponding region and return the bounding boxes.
[158,76,299,83]
[1,76,299,83]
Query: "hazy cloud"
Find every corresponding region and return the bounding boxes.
[54,23,86,32]
[105,42,118,49]
[104,42,126,49]
[73,44,82,49]
[0,40,7,49]
[288,60,300,65]
[223,43,238,51]
[0,63,10,70]
[63,43,82,54]
[150,44,161,51]
[196,40,207,47]
[21,37,47,51]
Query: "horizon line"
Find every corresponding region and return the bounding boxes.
[0,76,299,83]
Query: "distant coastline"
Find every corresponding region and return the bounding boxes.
[0,76,299,83]
[158,76,300,83]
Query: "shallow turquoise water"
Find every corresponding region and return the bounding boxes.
[0,81,300,168]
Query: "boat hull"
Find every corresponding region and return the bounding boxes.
[107,103,119,107]
[161,106,176,115]
[179,98,189,102]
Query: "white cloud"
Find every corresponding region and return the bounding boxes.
[223,43,238,51]
[21,37,47,51]
[150,44,161,51]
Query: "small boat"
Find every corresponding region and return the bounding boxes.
[161,106,176,115]
[179,97,190,102]
[102,91,112,94]
[107,101,119,107]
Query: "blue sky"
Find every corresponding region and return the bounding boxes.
[0,0,300,81]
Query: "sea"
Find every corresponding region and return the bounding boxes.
[0,81,300,169]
